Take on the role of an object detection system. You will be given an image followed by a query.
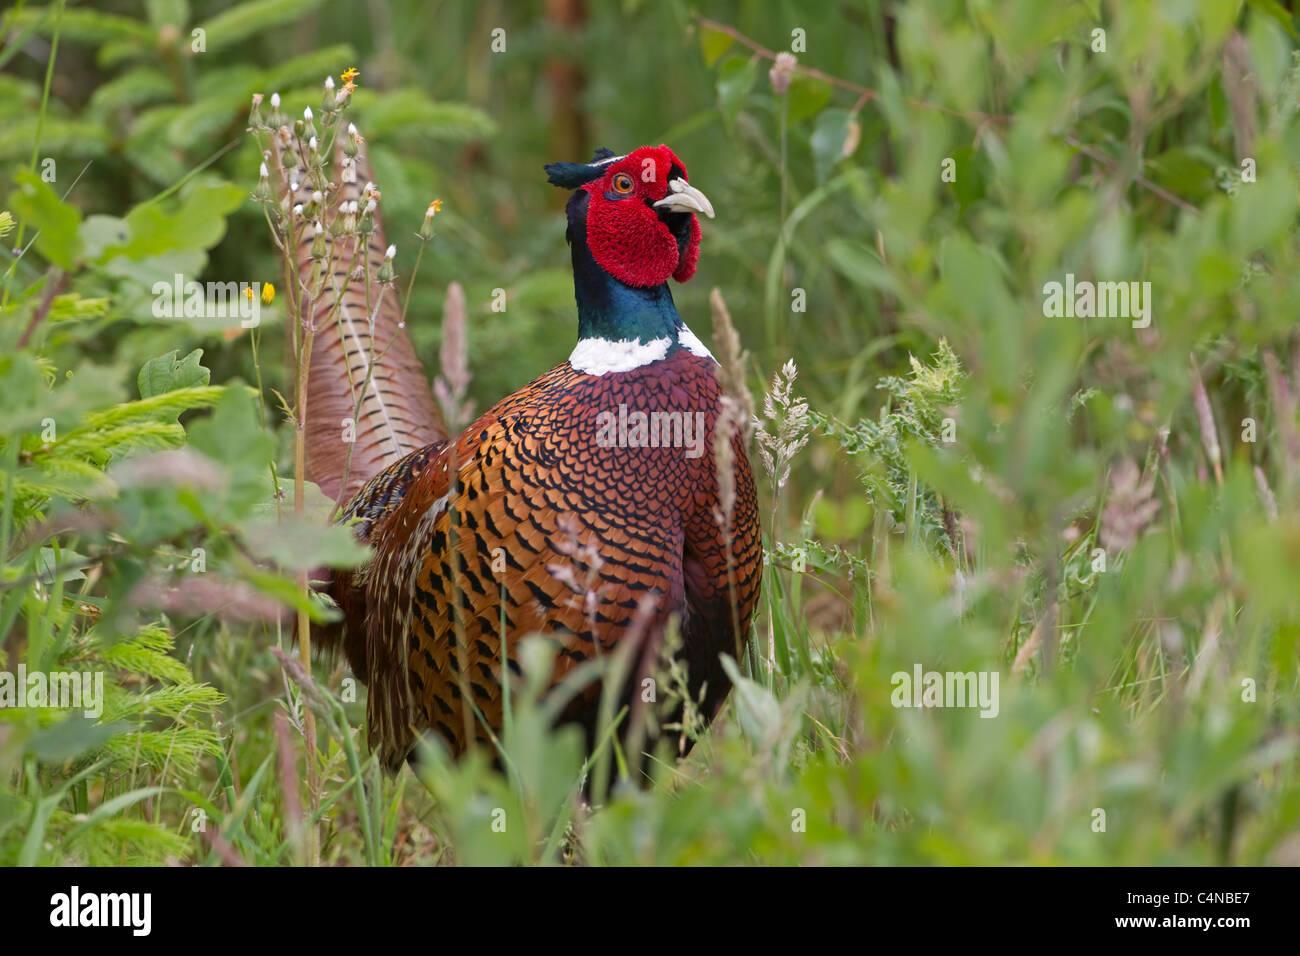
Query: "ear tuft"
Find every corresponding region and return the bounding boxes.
[544,161,606,189]
[545,148,622,189]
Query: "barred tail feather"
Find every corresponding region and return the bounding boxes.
[269,115,447,672]
[270,124,447,506]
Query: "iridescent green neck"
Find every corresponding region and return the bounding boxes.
[566,195,682,345]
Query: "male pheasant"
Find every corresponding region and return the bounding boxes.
[298,142,762,773]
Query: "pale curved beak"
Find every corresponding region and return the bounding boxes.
[653,178,715,219]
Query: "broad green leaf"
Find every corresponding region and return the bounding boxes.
[1230,157,1297,252]
[87,67,173,115]
[7,169,83,269]
[716,55,758,132]
[192,0,327,55]
[144,0,189,30]
[719,655,782,743]
[185,387,275,512]
[2,6,153,44]
[257,44,356,94]
[698,23,733,67]
[1145,147,1216,203]
[1247,0,1299,40]
[37,547,91,583]
[238,514,369,571]
[945,146,986,208]
[187,386,269,465]
[26,717,130,764]
[786,73,832,123]
[349,88,496,141]
[826,238,901,296]
[115,181,245,259]
[79,214,131,263]
[137,348,211,399]
[0,117,108,164]
[811,108,853,182]
[62,787,166,841]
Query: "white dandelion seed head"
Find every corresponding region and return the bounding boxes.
[303,106,314,120]
[270,92,281,108]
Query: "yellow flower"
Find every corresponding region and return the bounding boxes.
[419,199,442,240]
[245,283,274,306]
[339,67,359,98]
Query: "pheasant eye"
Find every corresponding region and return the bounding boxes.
[612,173,634,194]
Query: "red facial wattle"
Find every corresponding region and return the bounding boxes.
[582,145,706,289]
[673,214,701,283]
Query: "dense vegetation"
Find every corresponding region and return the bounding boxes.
[1,0,1298,865]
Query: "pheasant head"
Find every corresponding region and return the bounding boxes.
[545,145,715,350]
